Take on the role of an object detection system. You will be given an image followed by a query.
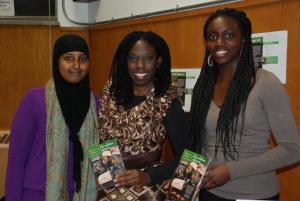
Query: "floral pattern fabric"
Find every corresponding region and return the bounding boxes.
[99,82,176,156]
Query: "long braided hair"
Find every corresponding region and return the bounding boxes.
[189,8,255,160]
[109,31,171,106]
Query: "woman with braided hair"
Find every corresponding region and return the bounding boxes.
[97,31,187,200]
[188,8,300,201]
[5,34,99,201]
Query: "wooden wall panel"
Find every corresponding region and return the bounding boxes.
[0,25,53,129]
[0,26,89,129]
[88,0,300,200]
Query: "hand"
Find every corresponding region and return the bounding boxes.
[162,179,172,190]
[114,169,151,187]
[202,164,230,189]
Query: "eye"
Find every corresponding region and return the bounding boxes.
[80,55,89,62]
[64,55,74,62]
[225,32,234,39]
[144,55,154,62]
[207,33,217,41]
[128,55,138,63]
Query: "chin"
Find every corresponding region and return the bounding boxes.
[133,81,148,87]
[67,79,83,84]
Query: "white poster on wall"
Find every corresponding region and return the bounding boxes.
[251,30,288,83]
[0,0,15,16]
[171,68,201,112]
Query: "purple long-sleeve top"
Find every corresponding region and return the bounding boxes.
[5,87,99,201]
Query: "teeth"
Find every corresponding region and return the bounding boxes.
[216,50,228,56]
[70,72,81,76]
[134,73,148,78]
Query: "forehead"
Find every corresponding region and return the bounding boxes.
[60,51,87,56]
[207,16,241,33]
[129,39,156,54]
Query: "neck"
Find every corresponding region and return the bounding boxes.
[217,66,236,84]
[133,85,153,96]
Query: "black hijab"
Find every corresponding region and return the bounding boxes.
[52,34,90,192]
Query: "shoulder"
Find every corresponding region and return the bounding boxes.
[14,87,45,117]
[92,92,100,102]
[165,98,185,117]
[22,87,45,103]
[253,68,288,102]
[91,92,101,111]
[169,98,183,111]
[255,69,282,87]
[100,82,113,104]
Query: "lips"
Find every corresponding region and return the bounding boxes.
[215,50,228,57]
[68,70,82,77]
[134,72,148,79]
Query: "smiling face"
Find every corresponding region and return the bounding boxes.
[206,16,244,69]
[127,39,162,96]
[58,51,89,83]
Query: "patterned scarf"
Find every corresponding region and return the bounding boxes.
[45,79,98,201]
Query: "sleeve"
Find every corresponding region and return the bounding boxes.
[5,91,36,201]
[227,73,300,180]
[93,93,101,113]
[146,98,188,184]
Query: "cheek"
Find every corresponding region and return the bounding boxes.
[58,62,68,75]
[146,64,158,74]
[81,63,89,73]
[231,39,244,49]
[230,42,243,56]
[206,43,215,53]
[127,64,135,74]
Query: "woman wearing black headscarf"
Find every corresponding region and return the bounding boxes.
[6,34,99,201]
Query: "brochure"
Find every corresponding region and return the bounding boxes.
[167,149,210,201]
[88,138,126,190]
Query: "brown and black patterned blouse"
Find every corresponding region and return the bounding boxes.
[98,82,187,184]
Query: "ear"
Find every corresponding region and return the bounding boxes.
[240,38,245,51]
[157,56,162,65]
[157,56,162,68]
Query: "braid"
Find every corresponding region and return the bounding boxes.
[189,8,255,160]
[189,51,218,153]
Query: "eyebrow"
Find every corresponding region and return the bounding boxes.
[128,51,155,55]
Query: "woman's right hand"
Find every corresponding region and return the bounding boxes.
[202,164,231,189]
[114,169,151,187]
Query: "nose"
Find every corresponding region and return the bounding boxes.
[74,60,80,69]
[217,36,225,46]
[136,57,145,68]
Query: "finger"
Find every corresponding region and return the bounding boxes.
[115,175,138,187]
[116,170,143,186]
[115,170,140,183]
[163,180,171,189]
[204,179,217,189]
[202,174,217,189]
[116,169,135,177]
[204,169,213,176]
